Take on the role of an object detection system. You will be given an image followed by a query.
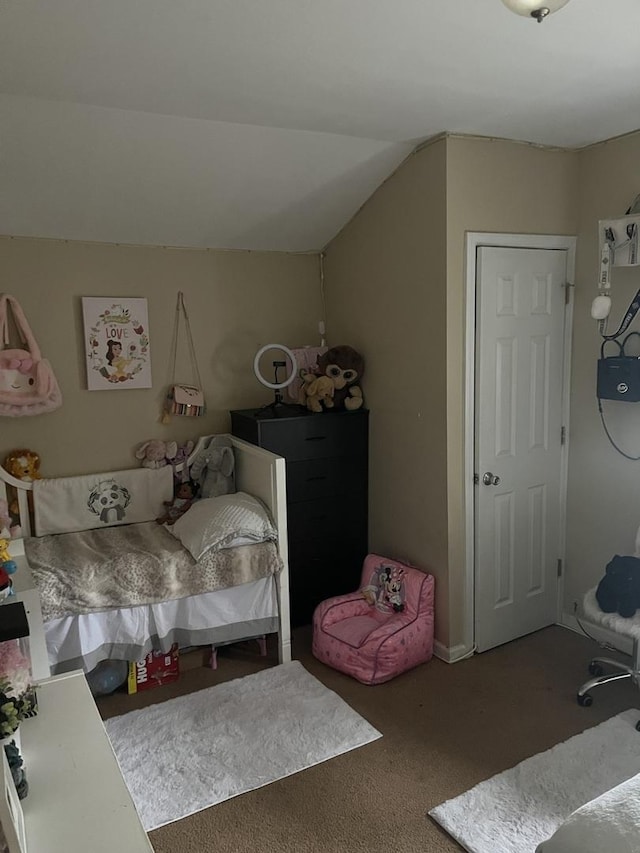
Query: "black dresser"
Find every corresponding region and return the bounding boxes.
[230,407,369,627]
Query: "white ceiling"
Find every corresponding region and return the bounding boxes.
[2,0,640,252]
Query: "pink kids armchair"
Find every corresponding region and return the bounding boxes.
[312,554,435,685]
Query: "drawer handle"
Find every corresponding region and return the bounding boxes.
[306,475,327,482]
[305,435,327,441]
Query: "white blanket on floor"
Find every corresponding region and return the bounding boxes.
[536,771,640,853]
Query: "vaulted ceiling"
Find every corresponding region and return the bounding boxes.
[2,0,639,252]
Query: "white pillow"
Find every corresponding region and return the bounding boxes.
[169,491,277,561]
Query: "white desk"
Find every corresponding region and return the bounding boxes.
[14,671,152,853]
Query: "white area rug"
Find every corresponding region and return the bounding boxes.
[105,660,381,831]
[429,708,640,853]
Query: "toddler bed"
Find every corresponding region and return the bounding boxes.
[1,435,291,674]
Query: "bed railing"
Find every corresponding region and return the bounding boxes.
[0,466,33,540]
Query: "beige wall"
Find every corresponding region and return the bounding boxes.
[324,139,451,644]
[324,134,579,652]
[0,237,321,476]
[565,132,640,613]
[445,136,579,650]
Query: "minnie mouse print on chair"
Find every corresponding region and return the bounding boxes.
[0,293,62,417]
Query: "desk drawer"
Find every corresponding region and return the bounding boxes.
[286,455,367,502]
[258,412,368,461]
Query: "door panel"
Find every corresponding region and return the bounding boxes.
[475,246,567,652]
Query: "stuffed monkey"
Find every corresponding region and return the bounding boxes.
[316,346,365,411]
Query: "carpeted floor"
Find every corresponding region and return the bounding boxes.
[97,625,640,853]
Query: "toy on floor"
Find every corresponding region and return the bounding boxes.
[135,438,178,469]
[86,660,129,697]
[156,480,198,525]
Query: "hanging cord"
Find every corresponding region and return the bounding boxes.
[167,295,181,388]
[601,285,640,341]
[179,292,204,391]
[598,398,640,460]
[162,292,203,423]
[319,252,327,346]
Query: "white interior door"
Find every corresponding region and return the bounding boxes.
[475,246,567,652]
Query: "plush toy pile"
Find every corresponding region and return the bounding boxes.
[298,345,365,413]
[596,554,640,618]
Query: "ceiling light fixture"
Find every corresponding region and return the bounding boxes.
[501,0,570,23]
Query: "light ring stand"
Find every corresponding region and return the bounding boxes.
[253,343,297,390]
[253,344,301,418]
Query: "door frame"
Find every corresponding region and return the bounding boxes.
[463,233,577,655]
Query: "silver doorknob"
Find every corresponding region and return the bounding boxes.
[482,472,501,486]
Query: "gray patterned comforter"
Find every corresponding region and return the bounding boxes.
[24,521,282,621]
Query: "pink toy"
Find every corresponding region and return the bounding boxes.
[312,554,435,685]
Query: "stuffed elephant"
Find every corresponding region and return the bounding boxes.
[190,435,235,499]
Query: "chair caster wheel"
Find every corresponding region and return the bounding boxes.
[588,662,604,677]
[577,692,593,707]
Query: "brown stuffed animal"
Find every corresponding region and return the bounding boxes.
[4,449,41,482]
[316,346,364,411]
[299,372,335,413]
[3,449,41,529]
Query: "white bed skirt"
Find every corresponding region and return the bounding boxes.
[45,576,279,674]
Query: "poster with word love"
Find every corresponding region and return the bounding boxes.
[82,297,152,391]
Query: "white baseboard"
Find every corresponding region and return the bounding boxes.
[558,610,633,657]
[434,640,475,664]
[434,613,635,665]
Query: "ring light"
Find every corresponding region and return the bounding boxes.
[253,344,297,389]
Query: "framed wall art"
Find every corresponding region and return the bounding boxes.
[82,297,152,391]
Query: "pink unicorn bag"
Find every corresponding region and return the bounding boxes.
[0,293,62,417]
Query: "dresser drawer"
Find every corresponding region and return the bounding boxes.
[288,538,367,626]
[288,493,367,540]
[286,455,367,502]
[232,411,369,462]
